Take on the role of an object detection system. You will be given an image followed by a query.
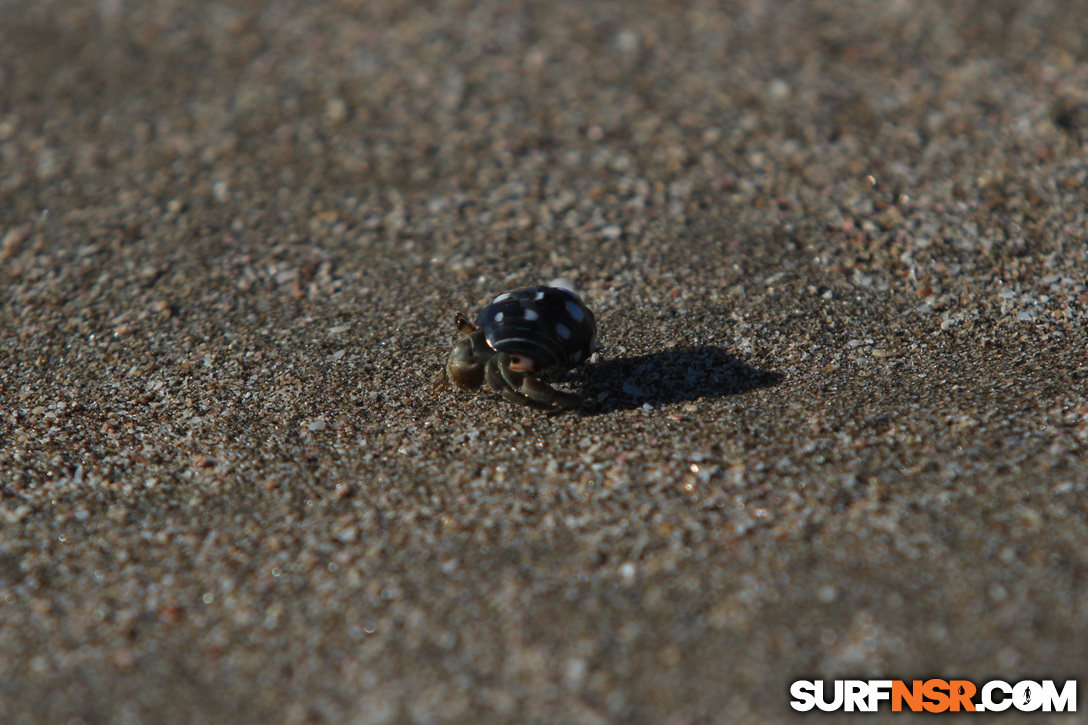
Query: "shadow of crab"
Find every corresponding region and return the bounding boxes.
[568,345,782,415]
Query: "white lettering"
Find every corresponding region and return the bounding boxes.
[844,680,869,712]
[1041,680,1077,712]
[1014,680,1043,712]
[815,680,844,712]
[790,681,816,712]
[868,680,893,711]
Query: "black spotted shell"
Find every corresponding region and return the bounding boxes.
[475,286,597,371]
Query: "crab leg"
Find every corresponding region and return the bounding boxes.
[518,375,583,409]
[486,354,581,409]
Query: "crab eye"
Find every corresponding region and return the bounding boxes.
[508,355,534,372]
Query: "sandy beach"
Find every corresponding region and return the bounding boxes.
[2,1,1087,722]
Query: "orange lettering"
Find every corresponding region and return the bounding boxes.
[892,680,924,712]
[948,680,976,712]
[923,679,950,713]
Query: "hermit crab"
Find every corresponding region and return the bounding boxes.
[446,285,597,410]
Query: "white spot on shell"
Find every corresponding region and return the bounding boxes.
[535,290,546,301]
[493,292,512,303]
[549,277,576,293]
[495,311,504,322]
[524,309,539,321]
[565,301,585,321]
[556,323,571,340]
